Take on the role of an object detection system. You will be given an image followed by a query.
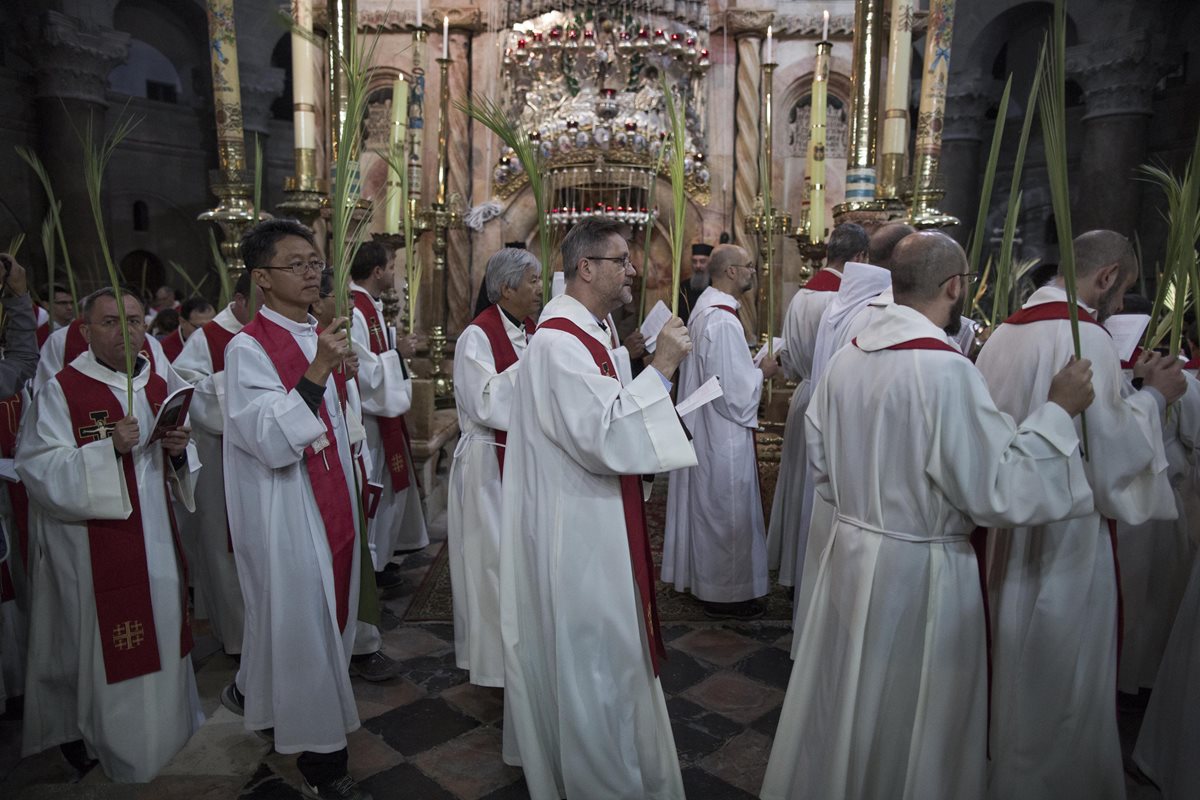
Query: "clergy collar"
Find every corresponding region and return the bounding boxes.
[70,348,153,392]
[696,285,739,312]
[1026,283,1098,315]
[350,281,380,303]
[497,304,523,329]
[215,303,244,334]
[540,294,611,347]
[260,304,317,334]
[94,352,148,377]
[855,303,955,353]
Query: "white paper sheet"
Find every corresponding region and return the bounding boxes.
[639,300,672,352]
[551,271,565,298]
[675,375,723,417]
[753,338,785,366]
[1105,314,1150,363]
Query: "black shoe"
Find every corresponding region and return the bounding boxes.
[703,599,765,620]
[382,562,401,574]
[302,774,373,800]
[349,650,400,682]
[373,569,406,592]
[220,682,245,716]
[59,740,99,776]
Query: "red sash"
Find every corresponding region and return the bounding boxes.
[243,313,356,631]
[0,393,29,603]
[352,290,412,492]
[161,329,185,362]
[1120,347,1144,372]
[201,320,239,551]
[36,322,50,348]
[1002,301,1105,331]
[65,318,158,374]
[468,304,534,476]
[852,336,969,358]
[536,316,667,675]
[56,362,193,684]
[1185,357,1200,370]
[802,269,842,293]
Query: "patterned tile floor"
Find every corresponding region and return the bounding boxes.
[0,511,1165,800]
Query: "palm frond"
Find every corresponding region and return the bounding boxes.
[968,75,1012,276]
[207,227,234,308]
[17,148,78,307]
[662,79,688,317]
[7,233,24,259]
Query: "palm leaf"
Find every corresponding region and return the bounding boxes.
[968,75,1013,277]
[17,148,78,308]
[662,79,688,317]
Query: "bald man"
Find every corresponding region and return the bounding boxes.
[663,244,777,619]
[762,232,1096,800]
[976,229,1186,800]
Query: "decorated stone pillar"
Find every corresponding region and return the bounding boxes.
[940,71,992,244]
[33,10,130,279]
[445,27,473,335]
[1070,32,1157,237]
[728,10,768,338]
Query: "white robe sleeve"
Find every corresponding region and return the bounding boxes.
[350,307,412,417]
[778,293,806,380]
[453,325,520,431]
[224,337,329,470]
[14,379,132,522]
[33,328,66,395]
[699,316,762,428]
[924,362,1094,527]
[172,328,225,435]
[534,332,697,476]
[1173,372,1200,456]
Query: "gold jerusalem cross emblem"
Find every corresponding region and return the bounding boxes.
[112,620,145,651]
[389,453,406,474]
[78,411,114,442]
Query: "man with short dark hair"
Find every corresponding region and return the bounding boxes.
[222,219,372,800]
[36,284,75,346]
[977,229,1185,800]
[762,231,1096,800]
[501,217,697,799]
[160,298,215,362]
[17,286,202,782]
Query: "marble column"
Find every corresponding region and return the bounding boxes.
[445,30,472,335]
[728,11,768,337]
[33,10,130,285]
[940,71,992,245]
[1070,32,1157,238]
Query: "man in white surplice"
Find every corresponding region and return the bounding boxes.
[500,217,697,800]
[767,222,868,587]
[17,288,203,782]
[761,232,1096,800]
[663,244,777,619]
[222,220,372,800]
[448,247,541,687]
[975,230,1185,800]
[171,272,256,658]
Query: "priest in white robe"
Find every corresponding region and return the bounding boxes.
[171,273,255,657]
[500,217,697,800]
[975,230,1185,800]
[222,220,371,800]
[761,232,1096,800]
[448,247,541,687]
[767,223,867,586]
[663,244,775,618]
[17,287,203,782]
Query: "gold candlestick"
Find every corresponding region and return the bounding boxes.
[279,0,327,224]
[877,0,914,203]
[408,28,428,204]
[199,0,255,271]
[907,0,960,228]
[834,0,888,219]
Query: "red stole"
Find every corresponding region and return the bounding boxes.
[56,363,193,684]
[852,336,968,358]
[803,269,842,293]
[0,393,29,603]
[352,290,412,492]
[243,313,356,631]
[468,304,534,476]
[1185,356,1200,370]
[536,316,666,675]
[1002,301,1104,331]
[64,319,158,374]
[203,319,238,373]
[161,328,185,362]
[36,322,50,348]
[1120,347,1144,372]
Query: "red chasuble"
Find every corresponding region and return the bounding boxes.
[352,290,412,491]
[0,393,29,603]
[55,362,193,684]
[467,304,535,476]
[536,316,667,675]
[160,328,185,362]
[802,268,843,293]
[242,313,356,632]
[64,318,158,373]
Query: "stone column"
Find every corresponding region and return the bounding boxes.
[445,29,473,335]
[1070,32,1157,237]
[728,11,768,337]
[33,10,130,284]
[940,71,992,245]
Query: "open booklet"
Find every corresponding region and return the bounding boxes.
[1104,314,1151,363]
[148,386,194,443]
[675,375,723,417]
[639,300,672,353]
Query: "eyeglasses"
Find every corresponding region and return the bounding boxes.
[938,272,980,287]
[736,262,758,272]
[586,255,634,269]
[259,259,327,276]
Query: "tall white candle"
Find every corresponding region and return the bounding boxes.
[416,0,422,28]
[443,15,449,60]
[290,0,316,150]
[823,9,830,42]
[384,76,408,233]
[766,25,773,62]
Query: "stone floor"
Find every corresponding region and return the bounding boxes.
[0,511,1167,800]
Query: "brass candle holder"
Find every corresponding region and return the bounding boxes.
[746,61,791,349]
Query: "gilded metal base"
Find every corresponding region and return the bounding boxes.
[427,324,454,406]
[908,190,960,229]
[276,188,327,229]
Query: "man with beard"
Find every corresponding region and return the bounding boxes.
[677,242,712,323]
[663,244,778,618]
[975,229,1185,800]
[761,231,1096,800]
